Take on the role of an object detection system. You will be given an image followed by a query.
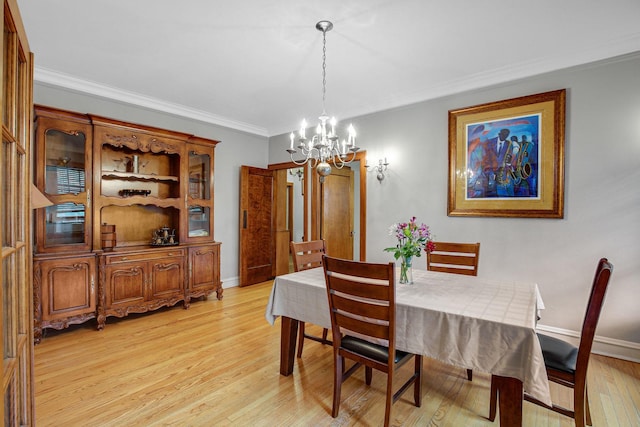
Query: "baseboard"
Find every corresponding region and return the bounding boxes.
[537,324,640,363]
[222,276,239,289]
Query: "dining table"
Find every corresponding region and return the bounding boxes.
[265,266,551,426]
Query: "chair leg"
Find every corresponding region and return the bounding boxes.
[585,384,592,426]
[488,375,498,422]
[414,355,423,407]
[384,371,393,427]
[466,368,473,381]
[322,328,329,343]
[332,354,343,418]
[365,366,373,385]
[296,322,306,358]
[575,383,589,427]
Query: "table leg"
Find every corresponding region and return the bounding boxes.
[491,375,523,426]
[280,316,298,376]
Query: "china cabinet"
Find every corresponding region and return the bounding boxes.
[32,106,222,338]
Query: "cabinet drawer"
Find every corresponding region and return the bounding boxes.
[105,248,185,264]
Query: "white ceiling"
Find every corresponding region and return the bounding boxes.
[16,1,640,137]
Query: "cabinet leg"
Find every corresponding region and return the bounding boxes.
[97,315,106,330]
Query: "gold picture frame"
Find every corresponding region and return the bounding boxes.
[448,89,566,218]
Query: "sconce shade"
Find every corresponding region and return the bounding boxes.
[31,183,54,209]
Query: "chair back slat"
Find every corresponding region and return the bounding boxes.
[427,242,480,276]
[327,275,390,301]
[332,293,389,321]
[291,240,326,271]
[335,312,390,340]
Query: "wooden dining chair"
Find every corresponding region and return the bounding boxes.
[290,240,330,357]
[322,255,422,427]
[426,241,480,276]
[489,258,613,427]
[427,241,480,380]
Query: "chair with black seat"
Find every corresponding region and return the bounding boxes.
[489,258,613,427]
[427,241,480,380]
[322,255,422,427]
[290,240,330,357]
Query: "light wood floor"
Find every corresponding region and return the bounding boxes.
[35,281,640,426]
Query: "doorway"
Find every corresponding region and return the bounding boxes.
[240,153,366,285]
[310,151,367,261]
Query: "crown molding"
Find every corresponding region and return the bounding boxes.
[33,67,270,137]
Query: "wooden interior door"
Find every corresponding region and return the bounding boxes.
[239,166,275,286]
[319,167,354,259]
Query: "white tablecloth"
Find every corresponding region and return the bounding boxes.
[265,267,551,406]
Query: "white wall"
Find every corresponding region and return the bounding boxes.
[269,52,640,360]
[33,84,269,287]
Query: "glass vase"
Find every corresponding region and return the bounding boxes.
[399,255,413,284]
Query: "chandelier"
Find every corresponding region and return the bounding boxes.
[287,20,359,182]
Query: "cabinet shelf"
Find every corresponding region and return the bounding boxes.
[102,171,179,182]
[100,196,181,208]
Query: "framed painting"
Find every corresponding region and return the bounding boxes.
[448,89,566,218]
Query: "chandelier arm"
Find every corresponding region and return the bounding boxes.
[289,153,311,166]
[331,150,358,169]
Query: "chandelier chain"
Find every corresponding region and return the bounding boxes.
[321,28,327,114]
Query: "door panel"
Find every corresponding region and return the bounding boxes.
[239,166,275,286]
[105,264,146,306]
[149,258,183,298]
[320,167,354,259]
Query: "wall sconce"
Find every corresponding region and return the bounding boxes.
[365,158,389,182]
[289,168,304,181]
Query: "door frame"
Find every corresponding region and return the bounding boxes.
[310,151,367,261]
[269,152,367,264]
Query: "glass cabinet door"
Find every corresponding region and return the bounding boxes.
[44,202,87,246]
[44,129,86,195]
[186,145,214,240]
[35,111,93,253]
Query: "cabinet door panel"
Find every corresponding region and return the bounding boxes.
[189,244,219,293]
[149,258,183,299]
[34,111,93,253]
[39,257,96,320]
[183,141,216,243]
[105,264,146,306]
[48,265,93,315]
[34,255,97,344]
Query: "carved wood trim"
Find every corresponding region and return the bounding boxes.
[102,133,181,154]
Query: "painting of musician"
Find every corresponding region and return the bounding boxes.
[466,114,540,199]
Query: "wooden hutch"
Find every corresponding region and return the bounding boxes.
[33,105,222,343]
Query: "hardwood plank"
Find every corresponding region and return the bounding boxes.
[35,281,640,426]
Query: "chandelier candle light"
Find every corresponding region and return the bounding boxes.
[287,21,359,182]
